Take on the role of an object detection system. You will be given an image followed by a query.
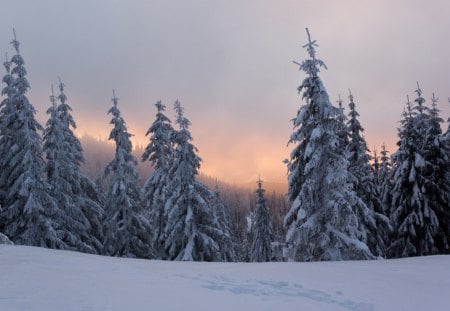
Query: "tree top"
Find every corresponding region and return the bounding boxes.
[257,175,263,189]
[58,76,66,93]
[348,89,354,103]
[293,28,327,78]
[415,81,423,98]
[337,94,343,109]
[111,89,119,106]
[11,28,20,53]
[302,28,318,61]
[50,84,57,108]
[3,53,10,73]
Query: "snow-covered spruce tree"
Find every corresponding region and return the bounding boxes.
[141,100,175,259]
[63,82,105,253]
[229,193,251,262]
[372,148,380,176]
[163,100,223,261]
[388,88,444,257]
[346,91,390,257]
[346,91,378,209]
[423,94,450,253]
[336,94,349,148]
[0,32,64,248]
[43,86,84,248]
[284,28,373,261]
[103,91,151,258]
[0,54,16,206]
[250,177,274,262]
[372,146,394,219]
[211,182,236,261]
[43,81,103,254]
[378,144,393,217]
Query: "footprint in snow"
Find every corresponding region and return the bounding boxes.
[197,275,374,311]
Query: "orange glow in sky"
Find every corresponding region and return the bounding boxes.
[71,99,400,190]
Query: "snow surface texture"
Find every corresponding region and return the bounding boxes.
[0,245,449,311]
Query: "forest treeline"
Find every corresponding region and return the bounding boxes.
[0,30,449,262]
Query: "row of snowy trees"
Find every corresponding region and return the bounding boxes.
[284,28,450,261]
[0,33,276,262]
[1,30,448,262]
[386,89,450,257]
[0,34,110,253]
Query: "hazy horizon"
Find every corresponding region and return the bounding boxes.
[1,0,449,185]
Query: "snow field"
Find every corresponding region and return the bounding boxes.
[1,245,449,311]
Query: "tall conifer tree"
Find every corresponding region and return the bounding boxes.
[141,101,175,259]
[336,94,349,148]
[372,148,380,176]
[0,54,15,206]
[379,144,393,217]
[103,91,151,258]
[43,81,103,253]
[346,91,390,257]
[388,87,444,257]
[422,94,450,252]
[284,29,373,261]
[163,101,222,261]
[0,31,64,248]
[59,80,104,252]
[250,177,273,262]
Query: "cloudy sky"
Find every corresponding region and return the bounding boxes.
[1,0,449,185]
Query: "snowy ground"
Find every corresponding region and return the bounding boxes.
[0,245,449,311]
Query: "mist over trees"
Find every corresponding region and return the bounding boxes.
[0,30,449,262]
